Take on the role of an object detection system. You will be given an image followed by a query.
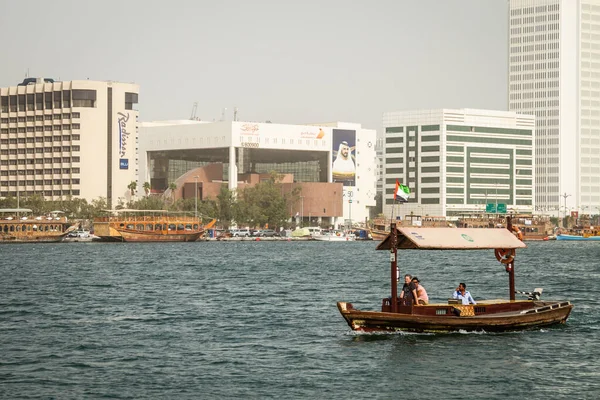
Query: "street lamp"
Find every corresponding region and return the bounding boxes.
[561,192,571,227]
[300,196,304,227]
[194,176,199,220]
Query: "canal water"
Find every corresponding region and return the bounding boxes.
[1,241,599,399]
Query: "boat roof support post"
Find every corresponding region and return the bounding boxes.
[390,221,398,313]
[507,216,516,301]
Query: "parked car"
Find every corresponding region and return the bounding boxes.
[230,228,251,237]
[258,229,279,237]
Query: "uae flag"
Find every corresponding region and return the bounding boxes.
[394,180,410,203]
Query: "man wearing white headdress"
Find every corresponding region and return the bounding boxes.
[332,141,355,179]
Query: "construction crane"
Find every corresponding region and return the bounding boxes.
[190,102,198,120]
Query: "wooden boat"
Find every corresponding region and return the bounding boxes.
[93,209,216,242]
[337,217,573,333]
[0,208,76,243]
[456,215,555,241]
[312,231,356,241]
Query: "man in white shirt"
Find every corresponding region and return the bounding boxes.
[453,282,477,305]
[332,141,355,178]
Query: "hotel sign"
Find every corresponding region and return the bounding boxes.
[117,112,131,159]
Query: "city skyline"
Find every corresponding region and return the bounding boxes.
[0,0,508,132]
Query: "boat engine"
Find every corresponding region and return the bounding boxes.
[515,288,543,300]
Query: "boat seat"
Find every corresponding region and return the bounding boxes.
[453,305,475,317]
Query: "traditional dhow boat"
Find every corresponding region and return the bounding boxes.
[0,209,75,243]
[93,209,216,242]
[337,217,573,333]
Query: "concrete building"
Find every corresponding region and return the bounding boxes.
[138,120,377,227]
[0,78,139,206]
[382,109,535,220]
[509,0,600,218]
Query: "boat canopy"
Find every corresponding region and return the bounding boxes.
[376,227,527,250]
[0,208,33,213]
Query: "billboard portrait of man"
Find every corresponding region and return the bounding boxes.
[332,129,356,186]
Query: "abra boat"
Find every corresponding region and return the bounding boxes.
[0,209,76,243]
[93,209,216,242]
[337,217,573,333]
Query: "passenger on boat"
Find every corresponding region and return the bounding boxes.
[399,274,414,306]
[411,277,429,305]
[453,282,477,305]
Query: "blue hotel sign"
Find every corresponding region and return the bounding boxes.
[120,159,129,169]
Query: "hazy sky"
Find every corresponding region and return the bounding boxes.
[0,0,508,132]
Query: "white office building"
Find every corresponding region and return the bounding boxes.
[509,0,600,217]
[0,78,139,206]
[382,109,535,220]
[138,120,377,225]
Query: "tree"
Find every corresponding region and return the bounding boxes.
[127,181,137,197]
[143,181,151,196]
[216,185,234,228]
[131,195,166,210]
[168,182,177,204]
[234,171,290,228]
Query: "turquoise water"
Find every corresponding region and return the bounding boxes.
[1,241,599,399]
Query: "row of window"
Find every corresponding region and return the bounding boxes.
[0,90,97,112]
[1,124,80,133]
[0,113,80,123]
[0,168,80,175]
[1,178,80,185]
[0,157,80,165]
[0,190,80,197]
[0,146,80,154]
[0,135,80,144]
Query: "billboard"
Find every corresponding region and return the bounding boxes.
[332,129,356,186]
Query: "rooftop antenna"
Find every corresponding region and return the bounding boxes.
[190,102,198,120]
[233,107,238,122]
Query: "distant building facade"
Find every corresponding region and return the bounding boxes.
[509,0,600,216]
[382,109,535,219]
[138,120,377,227]
[0,78,139,206]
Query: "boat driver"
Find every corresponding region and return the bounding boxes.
[453,282,477,305]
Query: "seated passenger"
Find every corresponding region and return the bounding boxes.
[411,277,429,305]
[453,282,477,305]
[399,274,414,306]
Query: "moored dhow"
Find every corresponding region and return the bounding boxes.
[0,209,76,243]
[93,209,216,242]
[337,217,573,333]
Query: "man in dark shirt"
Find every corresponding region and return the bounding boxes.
[399,274,415,306]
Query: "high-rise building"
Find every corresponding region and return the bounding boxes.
[0,78,139,206]
[509,0,600,218]
[382,109,535,220]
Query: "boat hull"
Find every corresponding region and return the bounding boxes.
[313,235,355,242]
[97,230,203,242]
[337,300,573,333]
[0,232,70,243]
[556,234,600,241]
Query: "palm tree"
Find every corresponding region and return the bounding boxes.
[143,181,151,196]
[127,181,137,197]
[168,182,177,203]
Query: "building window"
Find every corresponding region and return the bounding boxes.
[72,124,80,130]
[72,89,96,108]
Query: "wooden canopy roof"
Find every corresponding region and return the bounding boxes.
[376,227,527,250]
